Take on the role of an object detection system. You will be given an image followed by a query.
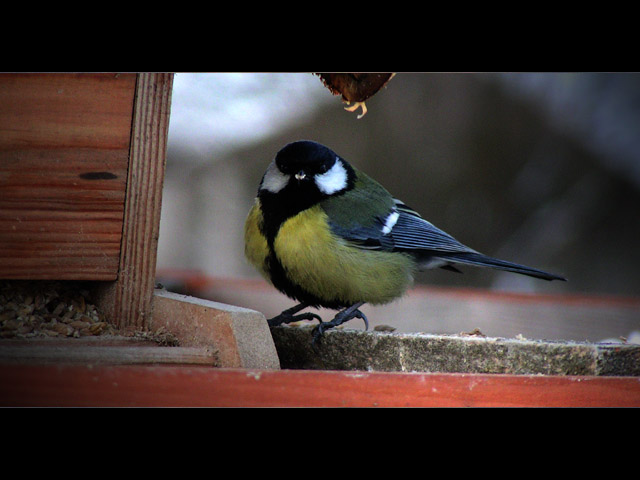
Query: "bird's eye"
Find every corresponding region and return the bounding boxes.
[276,162,290,174]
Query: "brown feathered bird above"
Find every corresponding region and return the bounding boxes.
[314,73,395,118]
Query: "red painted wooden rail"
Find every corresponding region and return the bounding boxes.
[1,364,638,407]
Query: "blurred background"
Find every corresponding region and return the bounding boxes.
[156,72,640,341]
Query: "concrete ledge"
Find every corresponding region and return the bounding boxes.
[271,325,640,376]
[152,289,280,369]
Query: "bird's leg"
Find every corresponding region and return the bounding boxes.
[312,302,368,344]
[267,302,322,327]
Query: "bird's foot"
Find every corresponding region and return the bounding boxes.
[344,101,367,119]
[267,303,321,327]
[311,302,368,346]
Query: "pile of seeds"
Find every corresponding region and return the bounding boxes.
[0,280,114,339]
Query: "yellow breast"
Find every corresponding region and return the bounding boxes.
[273,206,415,305]
[243,199,270,279]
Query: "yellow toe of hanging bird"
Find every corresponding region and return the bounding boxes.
[343,101,368,119]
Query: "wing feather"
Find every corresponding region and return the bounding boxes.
[389,208,478,254]
[329,198,475,255]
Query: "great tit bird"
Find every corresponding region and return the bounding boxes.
[244,140,566,343]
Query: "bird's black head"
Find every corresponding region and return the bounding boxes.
[274,140,336,179]
[259,140,355,198]
[257,140,356,236]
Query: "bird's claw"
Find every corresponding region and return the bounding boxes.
[311,306,368,346]
[355,310,369,331]
[268,311,322,327]
[344,101,367,119]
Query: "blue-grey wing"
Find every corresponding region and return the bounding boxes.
[330,199,475,255]
[389,204,477,254]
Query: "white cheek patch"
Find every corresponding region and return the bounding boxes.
[260,161,289,193]
[314,158,348,195]
[381,210,399,235]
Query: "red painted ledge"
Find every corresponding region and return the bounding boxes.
[1,364,639,407]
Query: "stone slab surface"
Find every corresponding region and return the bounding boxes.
[271,325,640,376]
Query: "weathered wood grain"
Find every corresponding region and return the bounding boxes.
[0,343,217,366]
[0,73,137,279]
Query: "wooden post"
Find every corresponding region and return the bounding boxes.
[94,73,174,330]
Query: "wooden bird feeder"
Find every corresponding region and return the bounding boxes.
[0,73,170,328]
[1,72,639,407]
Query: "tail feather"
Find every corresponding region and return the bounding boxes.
[436,252,567,282]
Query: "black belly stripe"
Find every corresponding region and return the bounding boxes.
[258,201,345,309]
[256,170,356,310]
